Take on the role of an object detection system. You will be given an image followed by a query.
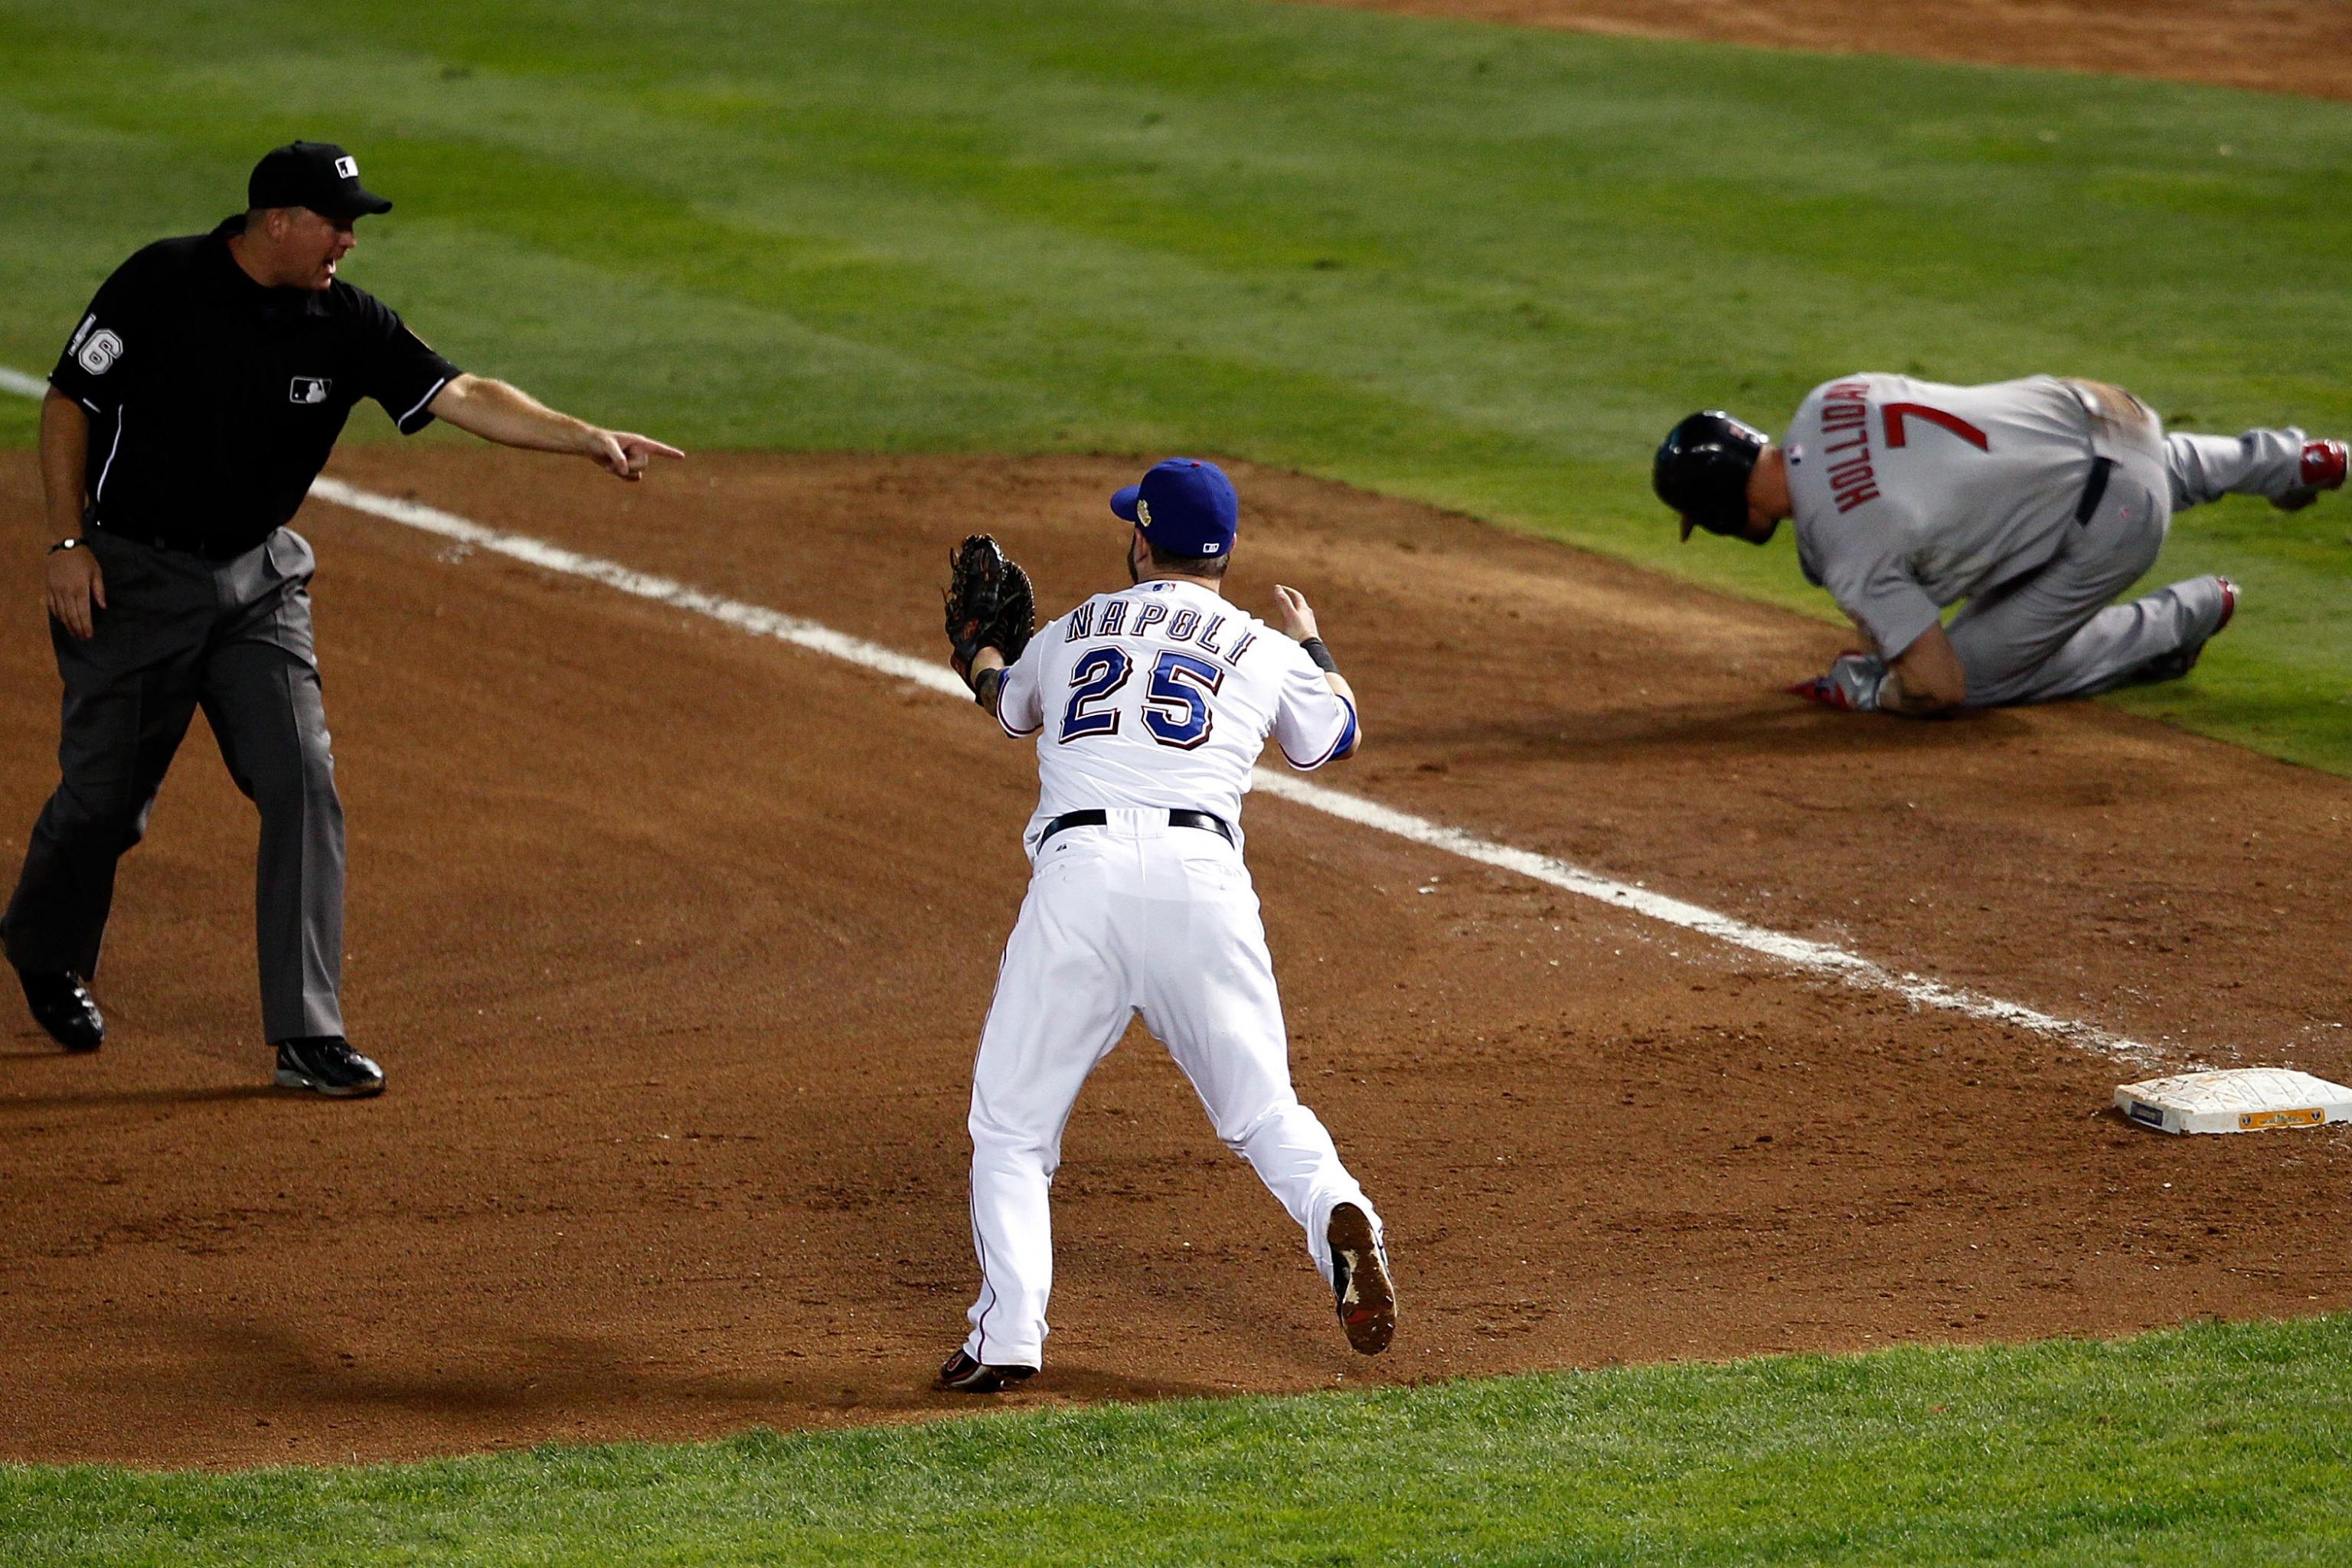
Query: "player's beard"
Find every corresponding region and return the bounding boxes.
[1126,532,1145,585]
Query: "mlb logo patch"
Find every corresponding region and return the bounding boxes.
[334,155,358,179]
[289,377,332,405]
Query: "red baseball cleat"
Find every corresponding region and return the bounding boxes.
[2272,439,2347,511]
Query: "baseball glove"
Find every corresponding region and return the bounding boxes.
[943,534,1035,681]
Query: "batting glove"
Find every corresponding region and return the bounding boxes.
[1788,652,1886,712]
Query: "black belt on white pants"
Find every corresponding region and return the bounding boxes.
[1037,808,1233,851]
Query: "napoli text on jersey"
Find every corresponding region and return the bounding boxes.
[995,578,1357,852]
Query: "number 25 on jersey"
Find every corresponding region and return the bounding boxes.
[1060,648,1225,750]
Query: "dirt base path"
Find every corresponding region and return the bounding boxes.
[1305,2,2352,103]
[2,449,2347,1468]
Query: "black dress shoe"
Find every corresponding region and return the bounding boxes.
[273,1037,384,1098]
[16,969,103,1052]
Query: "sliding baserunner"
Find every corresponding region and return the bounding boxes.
[1655,374,2344,713]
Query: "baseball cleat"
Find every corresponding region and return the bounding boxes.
[15,968,104,1053]
[2272,438,2347,511]
[1327,1203,1396,1356]
[935,1349,1037,1393]
[273,1037,385,1098]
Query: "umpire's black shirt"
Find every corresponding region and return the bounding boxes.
[48,214,461,557]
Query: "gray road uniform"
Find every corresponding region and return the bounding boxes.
[1785,373,2305,705]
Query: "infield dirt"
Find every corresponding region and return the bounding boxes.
[1305,1,2352,103]
[2,448,2347,1468]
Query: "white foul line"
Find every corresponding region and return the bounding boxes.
[310,479,969,701]
[0,368,2151,1058]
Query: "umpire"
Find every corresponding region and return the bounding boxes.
[7,141,681,1096]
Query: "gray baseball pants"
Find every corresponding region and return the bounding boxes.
[1945,425,2309,707]
[1,527,345,1042]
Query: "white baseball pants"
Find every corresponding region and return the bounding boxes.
[960,810,1379,1370]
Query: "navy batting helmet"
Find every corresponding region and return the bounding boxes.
[1655,410,1770,541]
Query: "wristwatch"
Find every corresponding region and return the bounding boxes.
[47,537,84,554]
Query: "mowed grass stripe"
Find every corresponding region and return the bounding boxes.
[6,1316,2352,1565]
[1,1,2348,763]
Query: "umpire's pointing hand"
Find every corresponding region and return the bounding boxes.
[423,375,684,482]
[46,546,106,642]
[590,430,686,482]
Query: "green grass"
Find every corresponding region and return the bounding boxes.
[2,11,2348,1549]
[0,1,2347,764]
[6,1315,2350,1565]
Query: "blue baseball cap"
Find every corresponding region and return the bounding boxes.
[1110,458,1238,558]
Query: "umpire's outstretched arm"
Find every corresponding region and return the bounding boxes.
[426,374,683,482]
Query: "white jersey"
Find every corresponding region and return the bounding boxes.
[994,578,1357,851]
[959,573,1383,1371]
[1785,374,2118,658]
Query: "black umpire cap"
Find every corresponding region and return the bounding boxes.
[1655,410,1770,541]
[248,141,393,220]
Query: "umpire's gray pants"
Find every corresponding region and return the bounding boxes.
[1945,423,2302,707]
[1,528,345,1042]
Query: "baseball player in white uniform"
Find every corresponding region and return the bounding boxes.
[937,457,1395,1393]
[1654,377,2347,712]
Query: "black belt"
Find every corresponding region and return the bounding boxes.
[2074,456,2115,525]
[94,526,263,562]
[1037,808,1233,851]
